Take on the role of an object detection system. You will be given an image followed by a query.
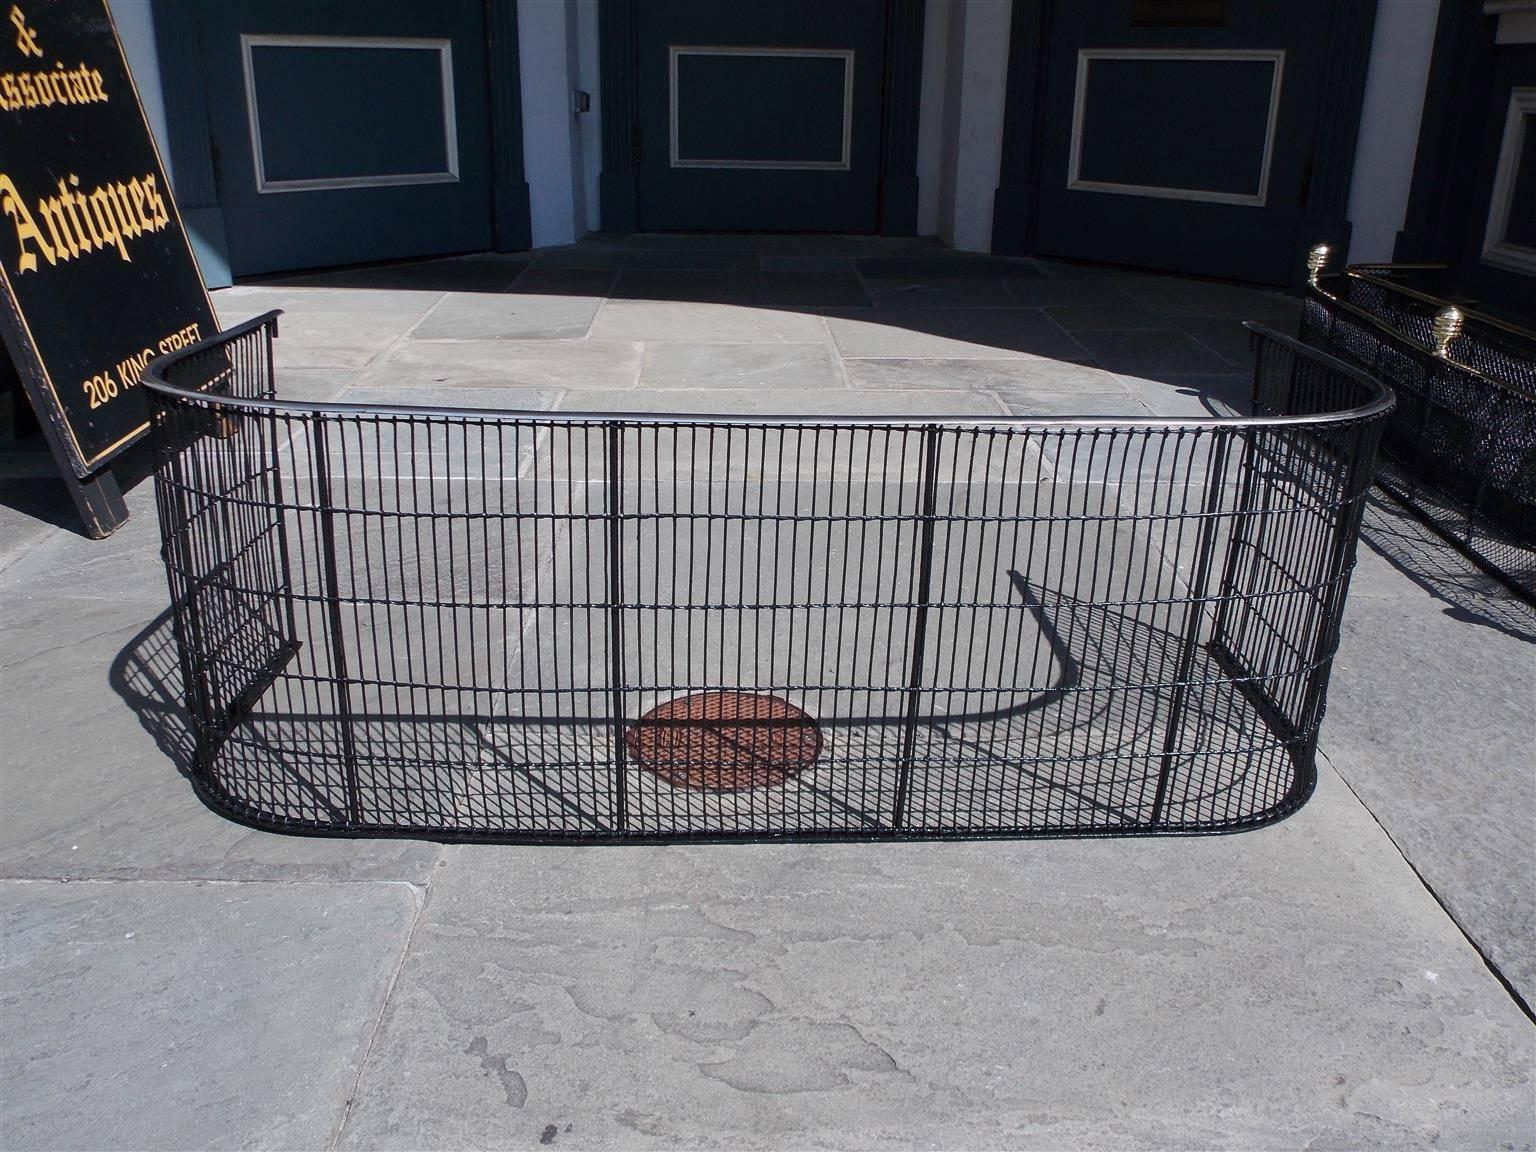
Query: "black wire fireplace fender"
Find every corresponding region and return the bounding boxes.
[1299,253,1535,605]
[142,311,1393,843]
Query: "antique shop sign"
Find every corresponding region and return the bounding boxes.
[0,0,216,482]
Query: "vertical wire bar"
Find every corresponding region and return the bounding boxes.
[1465,382,1499,551]
[310,412,362,825]
[157,398,215,774]
[1208,427,1257,664]
[1410,358,1434,510]
[892,424,940,831]
[1209,328,1267,652]
[606,421,629,832]
[1149,433,1230,828]
[261,321,300,649]
[1210,334,1269,657]
[1295,420,1373,764]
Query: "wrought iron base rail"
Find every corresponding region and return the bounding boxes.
[144,314,1390,842]
[1300,254,1535,604]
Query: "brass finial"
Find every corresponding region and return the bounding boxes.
[1306,243,1331,287]
[1431,305,1463,359]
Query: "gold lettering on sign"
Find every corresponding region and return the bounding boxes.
[0,62,109,110]
[0,174,47,272]
[0,171,170,273]
[0,11,112,112]
[10,6,40,58]
[79,322,202,410]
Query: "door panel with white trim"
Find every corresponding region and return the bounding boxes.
[1457,38,1536,321]
[635,0,886,232]
[198,0,491,276]
[1033,2,1334,286]
[1480,87,1536,277]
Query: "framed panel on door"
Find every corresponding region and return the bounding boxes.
[197,0,492,276]
[633,0,885,233]
[1000,0,1373,288]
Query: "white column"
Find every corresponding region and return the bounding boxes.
[1346,0,1442,262]
[108,0,171,175]
[574,0,603,235]
[916,0,1013,251]
[916,0,953,238]
[949,0,1012,252]
[518,0,585,247]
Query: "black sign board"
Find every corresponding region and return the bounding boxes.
[0,0,216,535]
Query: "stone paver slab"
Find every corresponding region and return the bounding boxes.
[535,248,758,272]
[414,293,602,341]
[2,878,418,1151]
[588,301,831,344]
[854,254,1032,279]
[0,481,83,572]
[615,271,870,308]
[577,233,761,253]
[334,767,1535,1150]
[1115,372,1253,417]
[272,367,361,403]
[0,589,439,884]
[215,284,447,317]
[639,343,844,391]
[370,339,642,391]
[506,268,618,298]
[341,385,563,411]
[824,308,1084,360]
[1071,329,1234,376]
[1170,315,1265,367]
[0,482,167,598]
[843,357,1127,396]
[758,235,943,258]
[760,256,857,273]
[224,310,414,370]
[267,253,529,293]
[1112,277,1301,321]
[1004,275,1137,308]
[996,389,1158,418]
[864,277,1017,308]
[1324,498,1536,1012]
[1045,304,1169,331]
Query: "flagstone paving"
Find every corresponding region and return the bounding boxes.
[2,236,1530,1149]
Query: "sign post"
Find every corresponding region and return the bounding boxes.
[0,0,217,537]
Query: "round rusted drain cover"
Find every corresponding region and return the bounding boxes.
[625,691,822,792]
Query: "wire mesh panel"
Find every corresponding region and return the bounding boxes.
[1302,266,1535,603]
[146,313,1390,841]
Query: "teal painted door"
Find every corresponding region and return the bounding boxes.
[635,0,886,232]
[1455,42,1535,321]
[1032,2,1334,286]
[198,0,491,276]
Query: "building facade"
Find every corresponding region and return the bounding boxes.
[108,0,1533,315]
